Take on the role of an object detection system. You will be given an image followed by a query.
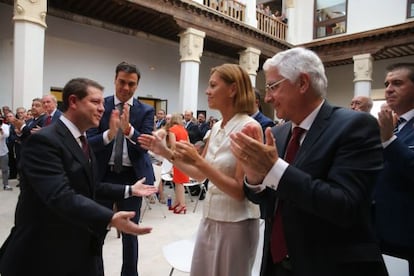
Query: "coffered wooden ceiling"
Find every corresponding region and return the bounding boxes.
[2,0,414,67]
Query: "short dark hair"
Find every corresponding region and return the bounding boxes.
[62,78,104,112]
[116,61,141,80]
[386,63,414,83]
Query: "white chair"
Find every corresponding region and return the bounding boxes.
[251,219,265,276]
[162,236,196,276]
[183,179,207,213]
[383,254,409,276]
[140,164,167,222]
[162,219,265,276]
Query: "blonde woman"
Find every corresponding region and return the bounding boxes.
[139,64,262,275]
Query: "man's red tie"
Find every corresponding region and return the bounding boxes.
[79,135,90,160]
[270,126,305,263]
[45,115,52,126]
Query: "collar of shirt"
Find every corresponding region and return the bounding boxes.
[291,99,325,133]
[60,115,86,146]
[114,96,133,107]
[398,108,414,123]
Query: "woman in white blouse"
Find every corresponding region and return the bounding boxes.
[139,63,263,276]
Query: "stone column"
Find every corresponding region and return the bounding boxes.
[237,0,257,28]
[353,54,373,97]
[285,0,295,43]
[239,47,261,87]
[178,28,205,114]
[13,0,47,110]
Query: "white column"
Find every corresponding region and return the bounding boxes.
[353,54,373,97]
[239,47,261,87]
[178,28,205,113]
[13,0,47,110]
[238,0,257,28]
[285,0,295,43]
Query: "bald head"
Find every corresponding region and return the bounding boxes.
[350,96,373,113]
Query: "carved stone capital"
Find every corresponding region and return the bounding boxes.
[14,0,47,28]
[239,47,261,76]
[179,28,205,63]
[286,0,295,8]
[353,53,373,82]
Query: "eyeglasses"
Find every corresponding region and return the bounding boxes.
[265,78,286,93]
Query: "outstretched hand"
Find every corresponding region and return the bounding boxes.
[138,133,169,157]
[110,211,152,235]
[131,177,158,197]
[175,141,202,165]
[230,126,278,185]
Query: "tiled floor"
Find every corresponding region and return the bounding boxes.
[0,178,203,276]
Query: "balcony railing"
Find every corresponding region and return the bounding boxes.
[203,0,245,21]
[256,11,287,40]
[203,0,287,41]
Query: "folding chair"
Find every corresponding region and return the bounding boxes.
[183,179,207,213]
[162,235,196,276]
[140,163,167,222]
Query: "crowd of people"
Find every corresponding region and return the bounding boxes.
[0,51,413,276]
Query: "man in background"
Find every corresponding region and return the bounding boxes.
[251,89,275,135]
[184,110,202,144]
[155,109,166,130]
[14,98,46,144]
[0,117,11,190]
[42,94,62,126]
[374,62,414,276]
[350,95,373,113]
[87,61,155,276]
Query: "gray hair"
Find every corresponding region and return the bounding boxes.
[263,47,328,98]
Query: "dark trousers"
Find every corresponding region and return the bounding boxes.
[103,167,142,276]
[263,253,292,276]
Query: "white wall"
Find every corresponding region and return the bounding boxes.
[291,0,413,45]
[347,0,409,33]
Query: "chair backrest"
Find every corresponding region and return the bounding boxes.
[251,219,265,276]
[161,159,173,174]
[383,254,409,276]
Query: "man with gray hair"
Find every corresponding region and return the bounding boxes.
[230,47,387,275]
[350,95,373,113]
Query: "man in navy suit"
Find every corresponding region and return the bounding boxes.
[0,78,156,276]
[14,98,47,144]
[42,94,63,126]
[251,89,275,135]
[374,62,414,276]
[87,62,155,276]
[230,47,387,275]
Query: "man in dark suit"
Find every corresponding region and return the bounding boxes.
[184,110,202,144]
[42,94,63,126]
[0,78,157,276]
[230,47,387,276]
[374,62,414,276]
[14,97,47,144]
[87,62,155,276]
[252,89,275,136]
[155,109,166,129]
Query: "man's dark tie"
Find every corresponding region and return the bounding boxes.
[79,135,90,160]
[45,115,52,126]
[393,117,406,134]
[271,126,305,263]
[113,103,124,173]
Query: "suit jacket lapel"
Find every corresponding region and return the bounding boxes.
[294,102,333,165]
[56,121,94,192]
